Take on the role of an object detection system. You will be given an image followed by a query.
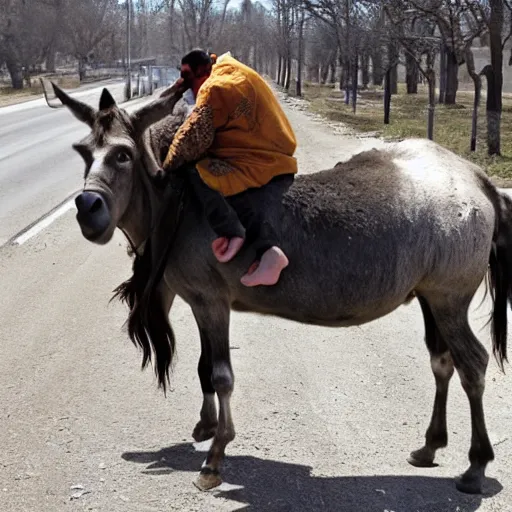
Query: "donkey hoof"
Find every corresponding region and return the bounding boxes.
[455,469,484,494]
[192,422,218,443]
[407,447,437,468]
[194,468,222,491]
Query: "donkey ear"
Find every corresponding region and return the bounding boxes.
[132,82,185,134]
[99,88,116,111]
[51,82,96,127]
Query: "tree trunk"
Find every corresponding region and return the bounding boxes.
[371,51,384,87]
[23,66,32,88]
[485,0,503,156]
[168,0,176,53]
[465,47,481,152]
[279,57,285,85]
[388,41,398,94]
[445,48,459,104]
[320,63,329,84]
[390,64,398,95]
[296,10,305,97]
[252,41,258,71]
[427,77,436,140]
[5,58,24,89]
[384,68,391,124]
[352,54,358,113]
[329,59,336,84]
[438,44,447,104]
[218,0,229,40]
[78,56,87,82]
[284,55,291,91]
[46,44,56,73]
[277,56,282,83]
[361,52,370,89]
[307,64,318,83]
[482,65,501,156]
[338,53,344,92]
[344,57,351,104]
[425,66,436,140]
[405,53,418,94]
[281,57,287,86]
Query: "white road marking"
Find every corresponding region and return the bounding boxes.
[13,198,76,245]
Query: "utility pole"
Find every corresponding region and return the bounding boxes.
[125,0,132,100]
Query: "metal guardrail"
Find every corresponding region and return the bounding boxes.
[124,66,179,101]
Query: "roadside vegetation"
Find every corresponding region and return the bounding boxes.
[302,82,512,183]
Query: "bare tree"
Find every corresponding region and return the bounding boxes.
[385,1,439,139]
[307,20,337,84]
[304,0,367,109]
[61,0,119,81]
[0,0,56,88]
[407,1,488,105]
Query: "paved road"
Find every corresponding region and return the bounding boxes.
[0,80,132,246]
[0,89,511,511]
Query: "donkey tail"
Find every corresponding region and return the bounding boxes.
[488,189,512,371]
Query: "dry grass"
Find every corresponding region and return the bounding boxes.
[0,75,80,107]
[302,82,512,183]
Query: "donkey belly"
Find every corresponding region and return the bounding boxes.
[231,228,426,326]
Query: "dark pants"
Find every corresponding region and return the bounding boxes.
[186,167,290,260]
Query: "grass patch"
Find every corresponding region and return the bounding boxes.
[303,82,512,182]
[0,75,80,107]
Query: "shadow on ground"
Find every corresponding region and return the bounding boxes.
[122,443,502,512]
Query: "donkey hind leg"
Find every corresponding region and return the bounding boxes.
[192,327,218,443]
[429,298,494,494]
[191,302,235,491]
[408,296,455,468]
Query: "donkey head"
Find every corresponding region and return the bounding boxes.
[51,82,183,245]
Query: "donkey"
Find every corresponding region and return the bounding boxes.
[49,81,510,494]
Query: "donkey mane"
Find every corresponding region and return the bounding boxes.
[111,240,172,382]
[112,133,188,392]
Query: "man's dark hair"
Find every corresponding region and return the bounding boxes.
[181,49,212,74]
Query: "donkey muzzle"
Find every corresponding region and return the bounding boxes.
[75,191,111,242]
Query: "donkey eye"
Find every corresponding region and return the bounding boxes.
[116,151,131,163]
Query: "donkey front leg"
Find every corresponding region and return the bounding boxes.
[191,302,235,491]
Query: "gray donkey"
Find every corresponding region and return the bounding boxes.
[50,81,510,495]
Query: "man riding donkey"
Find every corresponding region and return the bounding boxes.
[156,49,298,287]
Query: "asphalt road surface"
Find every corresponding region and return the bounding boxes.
[0,88,511,512]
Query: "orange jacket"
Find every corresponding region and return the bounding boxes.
[163,55,297,196]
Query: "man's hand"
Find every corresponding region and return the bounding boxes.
[160,78,187,99]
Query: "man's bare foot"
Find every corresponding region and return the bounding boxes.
[212,237,245,263]
[240,247,289,287]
